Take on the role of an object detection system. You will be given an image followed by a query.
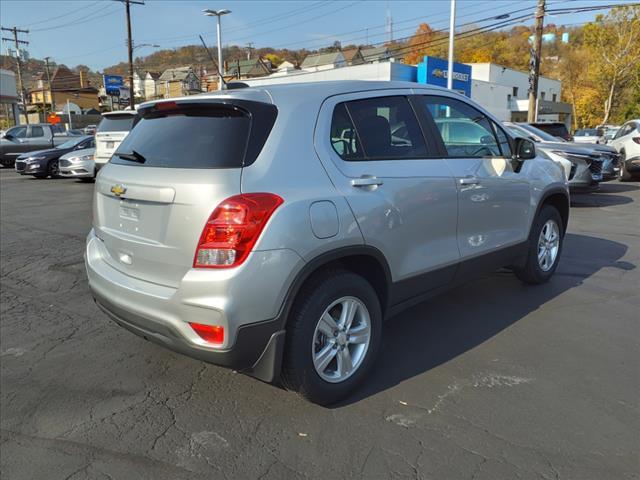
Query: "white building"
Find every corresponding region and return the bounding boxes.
[469,63,570,124]
[239,60,571,127]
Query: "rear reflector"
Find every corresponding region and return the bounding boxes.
[194,193,283,268]
[189,323,224,344]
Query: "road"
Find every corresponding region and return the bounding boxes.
[1,168,638,480]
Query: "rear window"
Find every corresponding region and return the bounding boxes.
[111,101,276,169]
[532,123,569,138]
[97,115,136,133]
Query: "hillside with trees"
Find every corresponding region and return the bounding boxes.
[2,6,637,127]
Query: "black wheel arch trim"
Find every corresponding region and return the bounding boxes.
[272,245,393,331]
[534,186,570,234]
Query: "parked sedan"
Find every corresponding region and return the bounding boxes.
[14,135,95,179]
[573,128,604,144]
[58,147,95,181]
[505,122,606,191]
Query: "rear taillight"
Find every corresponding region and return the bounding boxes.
[633,137,640,144]
[189,323,224,344]
[194,193,283,268]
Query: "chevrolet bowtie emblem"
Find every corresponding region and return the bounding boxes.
[111,184,127,197]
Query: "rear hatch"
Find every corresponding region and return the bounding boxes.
[95,113,137,164]
[93,98,277,288]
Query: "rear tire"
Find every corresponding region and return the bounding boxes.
[515,205,563,284]
[281,269,382,405]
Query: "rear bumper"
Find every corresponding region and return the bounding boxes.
[85,230,302,379]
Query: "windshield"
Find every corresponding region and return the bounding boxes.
[506,125,537,142]
[575,129,598,136]
[56,137,87,149]
[517,123,562,142]
[112,104,251,169]
[97,115,136,133]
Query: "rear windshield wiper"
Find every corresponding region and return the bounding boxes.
[116,150,146,163]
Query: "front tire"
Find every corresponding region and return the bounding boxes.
[48,159,59,178]
[515,205,563,284]
[281,269,382,405]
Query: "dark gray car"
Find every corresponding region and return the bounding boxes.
[505,123,620,191]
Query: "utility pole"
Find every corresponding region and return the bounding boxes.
[527,0,545,122]
[2,26,29,124]
[115,0,144,109]
[44,57,54,114]
[246,42,253,60]
[446,0,456,90]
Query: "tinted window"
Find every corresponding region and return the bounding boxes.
[330,103,364,160]
[30,126,44,137]
[517,123,559,142]
[492,122,512,157]
[6,126,26,138]
[422,96,502,157]
[575,129,598,136]
[532,123,569,139]
[343,96,427,160]
[97,115,136,133]
[112,104,250,169]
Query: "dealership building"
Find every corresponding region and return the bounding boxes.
[242,56,572,127]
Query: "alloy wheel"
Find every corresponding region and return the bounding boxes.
[537,219,560,271]
[311,296,371,383]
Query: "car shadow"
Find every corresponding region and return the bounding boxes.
[593,183,639,193]
[336,233,631,407]
[571,193,633,207]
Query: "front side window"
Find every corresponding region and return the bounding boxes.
[330,96,428,161]
[421,96,503,158]
[6,126,27,138]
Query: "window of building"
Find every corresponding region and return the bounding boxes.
[512,87,519,97]
[540,92,546,100]
[552,93,557,102]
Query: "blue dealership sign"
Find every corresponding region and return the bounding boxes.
[103,74,124,95]
[417,56,472,97]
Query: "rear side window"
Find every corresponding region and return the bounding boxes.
[97,115,136,133]
[111,101,276,169]
[330,96,428,161]
[30,126,44,137]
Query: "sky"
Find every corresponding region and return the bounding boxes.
[0,0,637,71]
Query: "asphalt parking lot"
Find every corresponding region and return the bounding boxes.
[1,168,638,480]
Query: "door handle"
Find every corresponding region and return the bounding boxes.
[351,176,383,187]
[459,176,480,186]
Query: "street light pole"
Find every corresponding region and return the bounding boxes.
[203,9,231,91]
[447,0,456,90]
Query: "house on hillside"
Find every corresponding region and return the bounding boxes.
[360,46,392,63]
[143,71,161,99]
[132,70,146,99]
[30,65,99,111]
[300,51,346,72]
[341,48,365,66]
[159,67,200,98]
[225,58,272,79]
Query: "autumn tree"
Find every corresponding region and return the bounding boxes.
[582,6,640,124]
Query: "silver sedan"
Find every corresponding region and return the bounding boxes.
[58,147,95,180]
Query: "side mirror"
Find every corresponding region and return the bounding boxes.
[514,137,536,160]
[3,133,13,140]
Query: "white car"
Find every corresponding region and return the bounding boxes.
[573,128,604,144]
[608,120,640,181]
[94,111,138,171]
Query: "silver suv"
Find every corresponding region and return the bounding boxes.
[86,81,569,405]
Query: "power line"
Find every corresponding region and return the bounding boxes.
[1,26,30,124]
[17,1,102,28]
[29,3,119,32]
